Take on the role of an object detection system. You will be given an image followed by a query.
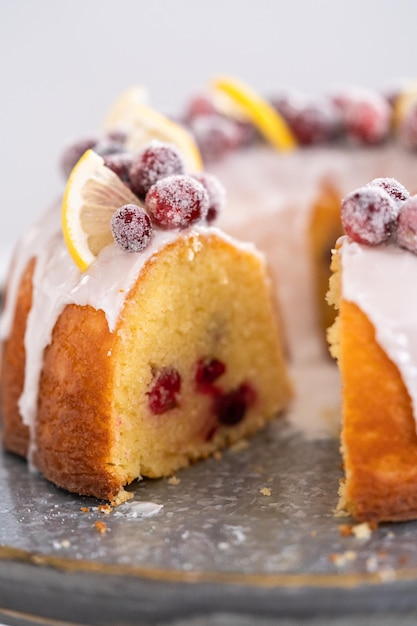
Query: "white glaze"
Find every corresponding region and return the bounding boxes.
[210,143,417,366]
[341,237,417,420]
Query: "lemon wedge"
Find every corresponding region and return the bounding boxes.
[62,149,141,271]
[211,76,296,151]
[104,88,203,172]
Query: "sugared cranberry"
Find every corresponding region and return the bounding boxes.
[185,94,217,121]
[272,93,340,145]
[215,382,256,426]
[397,195,417,254]
[111,204,152,252]
[331,88,391,145]
[188,114,243,163]
[147,367,181,415]
[191,173,226,223]
[341,186,399,245]
[398,101,417,150]
[60,135,99,177]
[129,141,185,198]
[195,358,226,393]
[104,152,134,185]
[145,175,209,229]
[366,177,409,207]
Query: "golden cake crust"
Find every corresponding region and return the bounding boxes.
[338,298,417,522]
[1,230,291,501]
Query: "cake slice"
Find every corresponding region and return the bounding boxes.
[1,139,291,504]
[328,177,417,522]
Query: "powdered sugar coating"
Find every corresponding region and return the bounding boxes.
[397,195,417,254]
[111,203,153,252]
[341,186,399,245]
[129,141,185,198]
[366,177,410,207]
[145,175,209,229]
[191,172,226,223]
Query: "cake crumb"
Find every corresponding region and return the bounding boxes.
[310,530,317,538]
[339,521,377,539]
[98,504,113,515]
[329,550,357,567]
[230,439,249,453]
[168,475,181,486]
[213,451,222,461]
[94,521,108,534]
[80,507,90,513]
[260,487,271,497]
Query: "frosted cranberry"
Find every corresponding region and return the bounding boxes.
[366,178,409,208]
[111,204,152,252]
[215,382,256,426]
[195,358,226,393]
[397,196,417,254]
[147,367,181,415]
[185,94,217,120]
[60,135,99,177]
[398,101,417,150]
[341,186,399,245]
[332,89,391,144]
[191,173,226,223]
[189,114,243,163]
[104,153,134,185]
[145,175,209,229]
[273,94,340,145]
[129,142,185,198]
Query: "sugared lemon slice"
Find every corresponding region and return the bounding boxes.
[104,88,203,171]
[211,76,296,151]
[62,149,141,271]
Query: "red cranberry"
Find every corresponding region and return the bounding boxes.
[215,382,256,426]
[398,101,417,150]
[195,358,226,393]
[111,204,153,252]
[145,175,209,229]
[366,177,409,208]
[104,152,134,185]
[185,94,217,121]
[129,141,185,199]
[397,195,417,254]
[60,135,99,177]
[188,114,243,163]
[191,173,226,223]
[331,88,391,145]
[273,93,340,145]
[147,367,181,415]
[341,186,399,245]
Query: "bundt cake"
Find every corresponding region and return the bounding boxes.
[0,126,291,503]
[4,76,417,516]
[328,177,417,522]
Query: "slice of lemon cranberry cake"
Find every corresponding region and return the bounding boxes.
[328,177,417,522]
[0,134,291,503]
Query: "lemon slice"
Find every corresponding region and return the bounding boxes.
[393,81,417,128]
[62,149,141,271]
[211,76,296,151]
[104,88,203,171]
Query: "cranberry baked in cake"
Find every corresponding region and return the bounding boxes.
[0,111,291,503]
[328,177,417,522]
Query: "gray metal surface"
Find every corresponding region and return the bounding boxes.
[0,419,417,625]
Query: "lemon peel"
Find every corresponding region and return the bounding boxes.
[104,88,203,172]
[211,76,296,151]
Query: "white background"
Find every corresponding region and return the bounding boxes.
[1,0,417,273]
